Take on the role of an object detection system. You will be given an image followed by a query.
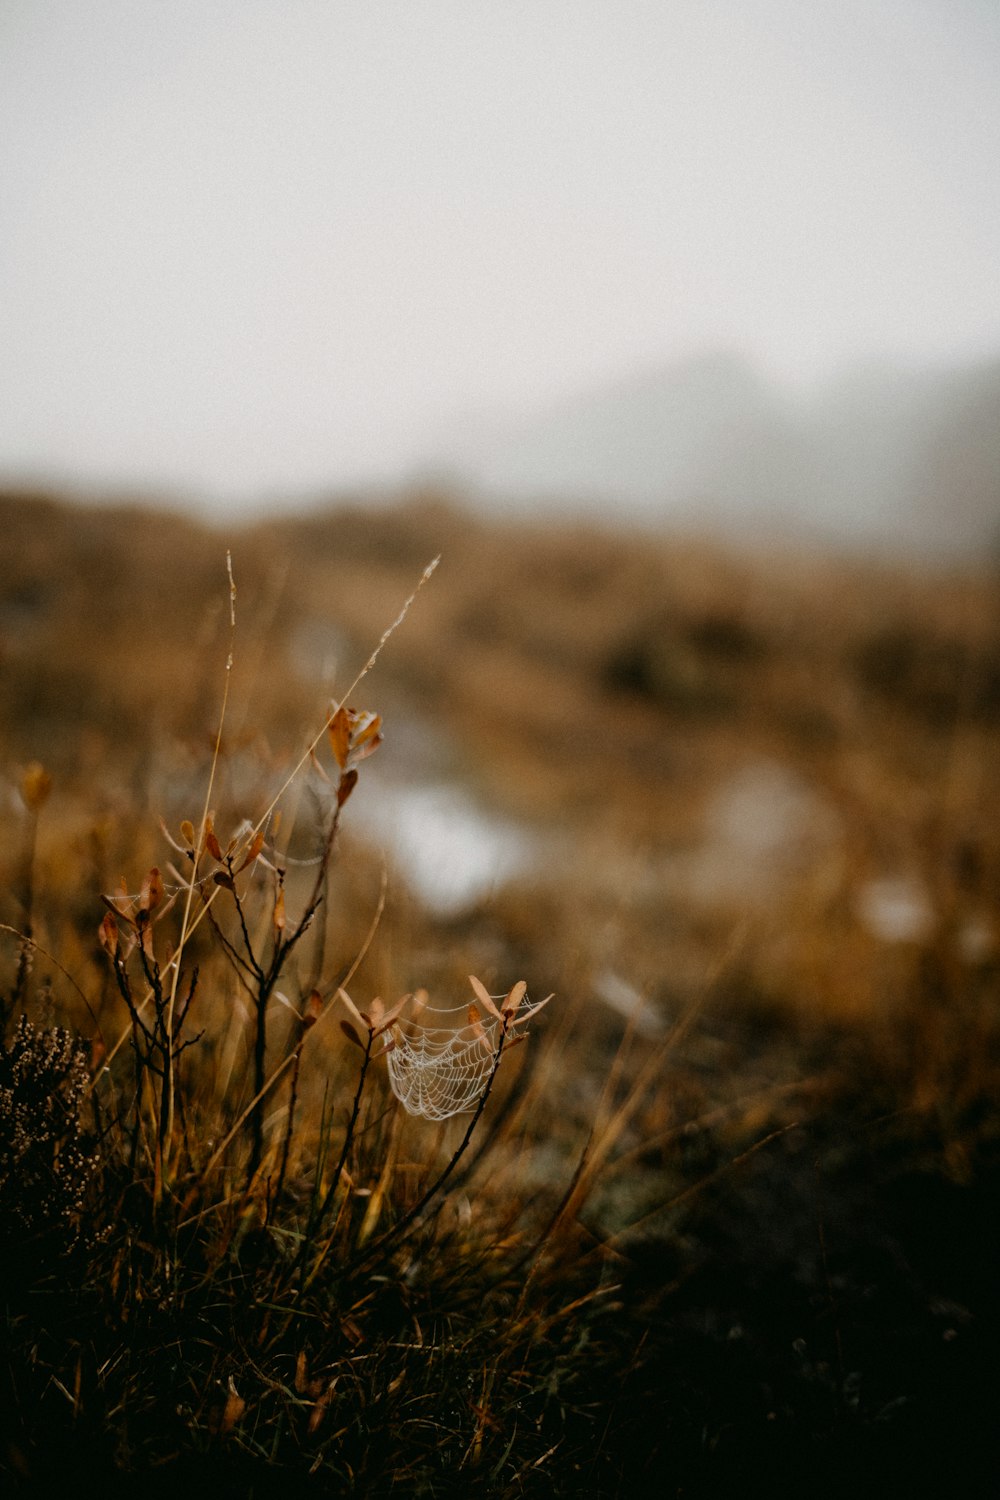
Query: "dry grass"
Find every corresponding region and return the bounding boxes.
[0,487,998,1495]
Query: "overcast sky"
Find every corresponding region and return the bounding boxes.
[2,0,999,510]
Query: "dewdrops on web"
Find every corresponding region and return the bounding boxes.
[338,978,552,1121]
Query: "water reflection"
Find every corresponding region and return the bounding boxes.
[353,778,538,916]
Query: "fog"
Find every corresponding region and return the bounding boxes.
[1,1,999,548]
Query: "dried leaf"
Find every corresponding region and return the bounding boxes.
[273,884,286,935]
[98,911,118,957]
[337,767,359,807]
[468,975,502,1020]
[337,988,367,1029]
[376,993,410,1034]
[339,1019,363,1049]
[180,819,196,849]
[100,892,135,929]
[20,762,52,813]
[353,711,382,749]
[236,828,265,873]
[367,996,385,1028]
[327,706,351,769]
[467,1003,487,1039]
[205,817,224,863]
[294,1350,309,1395]
[217,1378,245,1436]
[139,867,164,916]
[303,989,324,1028]
[501,980,528,1017]
[350,712,383,764]
[213,871,236,892]
[307,1381,337,1435]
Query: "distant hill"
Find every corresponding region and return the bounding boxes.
[432,352,1000,558]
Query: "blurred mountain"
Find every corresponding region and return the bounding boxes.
[433,352,1000,558]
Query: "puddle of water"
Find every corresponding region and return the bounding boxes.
[856,876,934,944]
[354,779,538,916]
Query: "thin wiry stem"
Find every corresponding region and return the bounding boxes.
[164,550,237,1158]
[342,1018,512,1278]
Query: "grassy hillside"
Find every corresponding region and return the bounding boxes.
[1,488,998,1495]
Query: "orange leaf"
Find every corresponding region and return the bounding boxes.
[350,713,383,763]
[236,828,265,873]
[307,1381,336,1435]
[180,819,196,849]
[353,711,382,747]
[218,1380,245,1436]
[467,1003,487,1039]
[273,885,286,935]
[327,706,351,769]
[205,817,224,863]
[98,911,118,957]
[303,990,324,1028]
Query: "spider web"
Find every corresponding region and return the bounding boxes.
[385,1002,504,1121]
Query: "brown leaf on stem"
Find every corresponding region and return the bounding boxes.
[366,996,385,1029]
[180,819,196,849]
[351,712,383,762]
[204,817,224,863]
[375,994,410,1034]
[273,884,286,936]
[337,768,359,807]
[236,828,265,873]
[101,889,135,928]
[468,975,502,1020]
[303,989,324,1028]
[307,1382,337,1435]
[214,1379,245,1436]
[327,706,351,769]
[339,1019,364,1049]
[337,988,368,1030]
[501,980,528,1017]
[139,867,164,917]
[467,1003,487,1039]
[98,911,118,957]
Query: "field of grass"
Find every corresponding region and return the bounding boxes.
[1,487,998,1496]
